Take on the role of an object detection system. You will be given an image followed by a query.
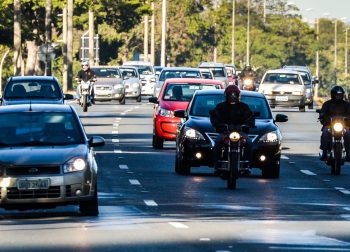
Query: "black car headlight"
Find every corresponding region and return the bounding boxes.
[63,157,87,173]
[258,131,280,143]
[184,127,205,140]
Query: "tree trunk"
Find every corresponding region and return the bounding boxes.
[13,0,22,75]
[25,41,38,75]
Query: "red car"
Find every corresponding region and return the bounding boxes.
[149,78,224,149]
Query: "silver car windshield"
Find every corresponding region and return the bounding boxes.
[92,68,121,78]
[0,112,85,147]
[190,95,271,119]
[159,70,202,81]
[4,80,62,99]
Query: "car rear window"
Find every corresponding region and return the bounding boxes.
[159,70,202,81]
[0,112,84,146]
[92,68,121,78]
[190,94,271,119]
[163,83,222,101]
[200,67,226,78]
[4,80,62,99]
[263,73,301,84]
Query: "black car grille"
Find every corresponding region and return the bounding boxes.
[6,166,61,176]
[7,186,61,199]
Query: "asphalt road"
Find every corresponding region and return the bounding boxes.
[1,98,350,252]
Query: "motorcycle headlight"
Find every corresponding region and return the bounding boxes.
[243,79,253,85]
[184,127,205,140]
[158,108,174,117]
[229,132,240,142]
[63,157,87,173]
[114,84,123,89]
[333,122,344,132]
[259,131,280,143]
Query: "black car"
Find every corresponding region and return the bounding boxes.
[174,89,288,178]
[1,76,74,105]
[0,104,105,215]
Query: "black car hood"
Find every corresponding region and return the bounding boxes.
[0,144,88,166]
[186,116,278,135]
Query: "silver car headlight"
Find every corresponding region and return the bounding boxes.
[63,157,87,173]
[114,84,123,90]
[184,127,205,140]
[259,131,280,143]
[158,108,174,117]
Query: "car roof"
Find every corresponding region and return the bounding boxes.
[198,62,226,67]
[0,104,74,114]
[123,61,153,66]
[193,89,265,98]
[119,66,138,70]
[164,78,223,85]
[161,67,201,71]
[91,66,119,69]
[265,69,301,75]
[8,76,59,82]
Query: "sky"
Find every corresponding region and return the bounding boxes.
[288,0,350,23]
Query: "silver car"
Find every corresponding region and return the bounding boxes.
[0,104,105,215]
[91,66,126,104]
[119,66,142,102]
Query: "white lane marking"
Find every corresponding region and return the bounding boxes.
[341,215,350,220]
[113,123,119,127]
[168,222,189,229]
[114,150,122,154]
[281,155,289,160]
[270,247,350,251]
[135,106,140,109]
[112,139,119,143]
[340,190,350,195]
[287,187,331,190]
[129,179,141,185]
[335,187,345,190]
[119,164,128,170]
[199,238,211,241]
[121,112,126,115]
[115,117,122,120]
[112,131,119,134]
[344,207,350,211]
[300,170,317,176]
[144,200,158,206]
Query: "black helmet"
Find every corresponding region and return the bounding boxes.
[224,85,240,103]
[331,85,345,101]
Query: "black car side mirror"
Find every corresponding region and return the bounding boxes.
[275,114,288,122]
[149,97,159,104]
[64,93,75,100]
[174,109,187,118]
[89,136,105,147]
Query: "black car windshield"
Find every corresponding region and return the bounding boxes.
[4,80,62,99]
[0,112,85,147]
[92,68,121,78]
[159,70,202,81]
[190,94,271,119]
[163,84,222,102]
[263,73,301,84]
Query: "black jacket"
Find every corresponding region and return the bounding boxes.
[210,101,255,133]
[320,99,350,126]
[76,69,96,82]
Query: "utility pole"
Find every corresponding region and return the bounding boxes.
[144,15,149,62]
[67,0,73,90]
[62,7,68,92]
[315,18,320,99]
[151,2,155,65]
[213,0,219,62]
[345,28,348,76]
[231,0,235,65]
[13,0,22,76]
[246,0,250,65]
[334,19,337,84]
[263,0,266,23]
[45,0,52,76]
[89,8,94,66]
[160,0,166,67]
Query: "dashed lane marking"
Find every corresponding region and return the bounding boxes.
[281,155,289,159]
[144,200,158,206]
[270,247,350,251]
[113,123,119,127]
[129,179,141,185]
[121,113,126,115]
[287,187,331,190]
[112,131,119,134]
[168,222,189,229]
[112,139,119,143]
[300,170,317,176]
[114,150,122,154]
[340,190,350,195]
[119,164,128,170]
[199,238,211,241]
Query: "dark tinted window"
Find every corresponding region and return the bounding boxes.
[91,68,121,78]
[163,84,221,102]
[0,112,84,146]
[4,80,62,99]
[159,70,202,81]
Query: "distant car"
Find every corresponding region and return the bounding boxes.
[122,61,156,96]
[258,69,307,112]
[1,76,73,105]
[91,66,125,104]
[0,104,105,215]
[119,66,142,102]
[225,64,237,85]
[199,69,214,80]
[154,66,164,78]
[174,89,288,178]
[155,67,203,97]
[198,62,229,87]
[149,78,224,149]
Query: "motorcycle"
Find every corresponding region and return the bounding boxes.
[216,124,249,189]
[317,109,346,175]
[241,77,256,91]
[79,79,95,112]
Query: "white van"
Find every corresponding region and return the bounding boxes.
[122,61,157,96]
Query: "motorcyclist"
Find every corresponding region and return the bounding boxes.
[76,60,96,104]
[210,85,255,172]
[319,85,350,161]
[239,65,256,90]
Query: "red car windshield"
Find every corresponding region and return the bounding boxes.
[163,83,222,102]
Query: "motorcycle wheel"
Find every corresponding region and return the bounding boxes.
[332,142,342,175]
[82,95,88,112]
[227,151,239,190]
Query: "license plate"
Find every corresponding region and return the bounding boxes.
[275,96,288,101]
[96,90,110,95]
[17,179,50,190]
